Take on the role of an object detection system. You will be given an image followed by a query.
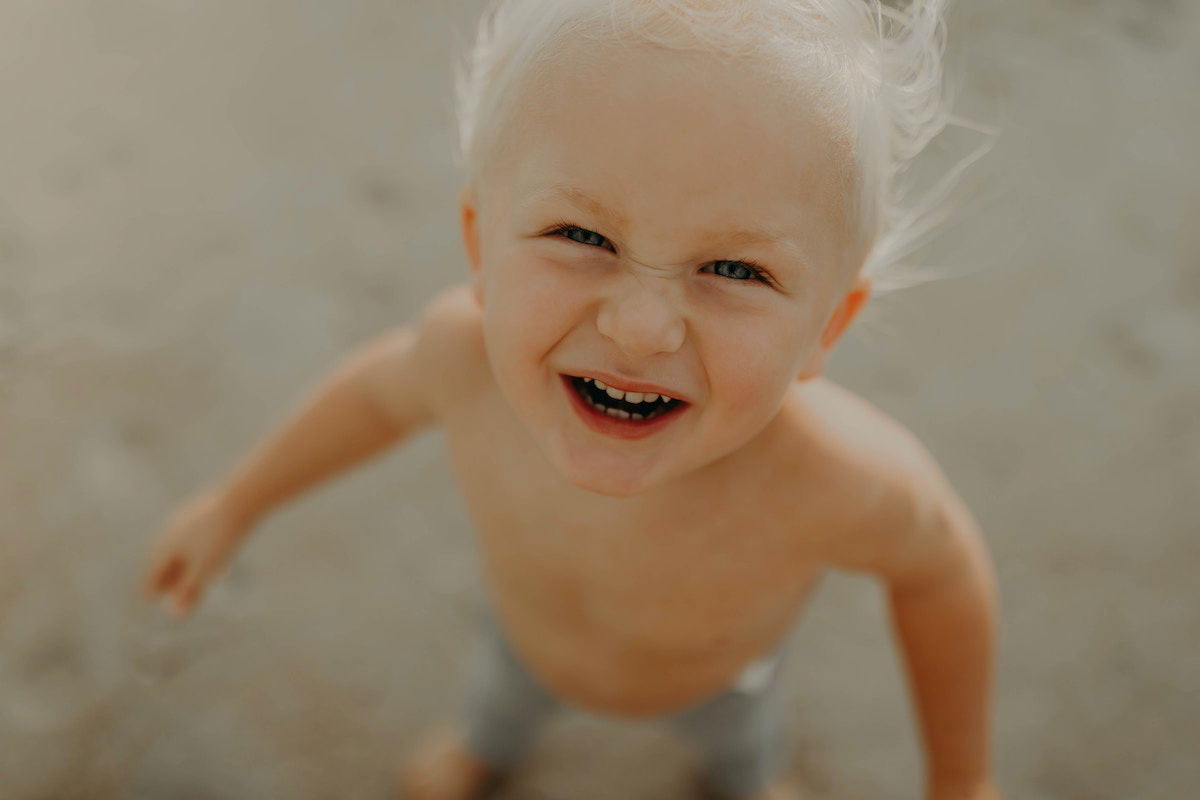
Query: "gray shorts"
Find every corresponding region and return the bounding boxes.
[458,608,799,798]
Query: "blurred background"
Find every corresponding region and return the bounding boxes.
[1,1,1196,798]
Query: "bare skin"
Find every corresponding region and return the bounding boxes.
[145,39,999,800]
[385,285,984,800]
[434,286,846,718]
[397,726,501,800]
[144,282,997,800]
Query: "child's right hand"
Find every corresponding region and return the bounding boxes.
[142,488,252,618]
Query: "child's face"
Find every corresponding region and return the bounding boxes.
[461,43,870,497]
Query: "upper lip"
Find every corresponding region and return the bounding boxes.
[565,370,691,403]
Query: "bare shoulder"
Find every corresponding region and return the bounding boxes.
[412,282,489,392]
[350,283,489,431]
[783,378,977,579]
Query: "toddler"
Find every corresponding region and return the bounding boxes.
[144,1,1000,798]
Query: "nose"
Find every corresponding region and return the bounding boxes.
[595,273,686,358]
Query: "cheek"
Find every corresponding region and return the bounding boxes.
[484,254,590,360]
[703,314,810,413]
[714,350,789,414]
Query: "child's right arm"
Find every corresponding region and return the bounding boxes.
[143,292,456,616]
[218,322,435,528]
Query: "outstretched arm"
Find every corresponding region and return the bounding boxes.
[218,322,434,527]
[143,286,474,615]
[884,485,1000,800]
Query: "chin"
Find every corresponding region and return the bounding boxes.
[556,451,661,498]
[567,472,647,499]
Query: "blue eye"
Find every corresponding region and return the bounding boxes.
[703,259,771,284]
[553,225,613,251]
[549,224,771,285]
[711,261,758,281]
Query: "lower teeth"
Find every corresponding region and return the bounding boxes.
[588,397,663,421]
[576,379,670,421]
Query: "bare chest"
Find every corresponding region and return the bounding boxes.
[439,391,832,714]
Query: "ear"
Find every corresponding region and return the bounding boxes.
[459,185,484,305]
[796,274,872,381]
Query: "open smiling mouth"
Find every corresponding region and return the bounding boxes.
[561,375,688,436]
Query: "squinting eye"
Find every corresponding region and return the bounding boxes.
[708,260,769,283]
[551,224,770,284]
[554,225,613,251]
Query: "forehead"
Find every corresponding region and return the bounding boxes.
[491,41,857,268]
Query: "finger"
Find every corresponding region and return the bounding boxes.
[168,594,188,618]
[169,586,195,618]
[171,578,203,617]
[162,554,199,613]
[143,565,163,599]
[145,555,184,597]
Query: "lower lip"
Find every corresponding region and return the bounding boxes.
[560,375,688,441]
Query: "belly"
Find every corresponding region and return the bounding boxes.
[442,394,826,716]
[481,546,823,718]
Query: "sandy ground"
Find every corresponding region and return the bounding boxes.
[1,1,1197,798]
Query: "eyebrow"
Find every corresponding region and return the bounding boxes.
[531,183,809,269]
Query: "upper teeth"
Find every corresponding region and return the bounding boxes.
[587,377,670,404]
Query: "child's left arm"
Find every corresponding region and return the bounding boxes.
[880,479,1001,800]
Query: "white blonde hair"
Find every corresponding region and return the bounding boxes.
[451,0,990,295]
